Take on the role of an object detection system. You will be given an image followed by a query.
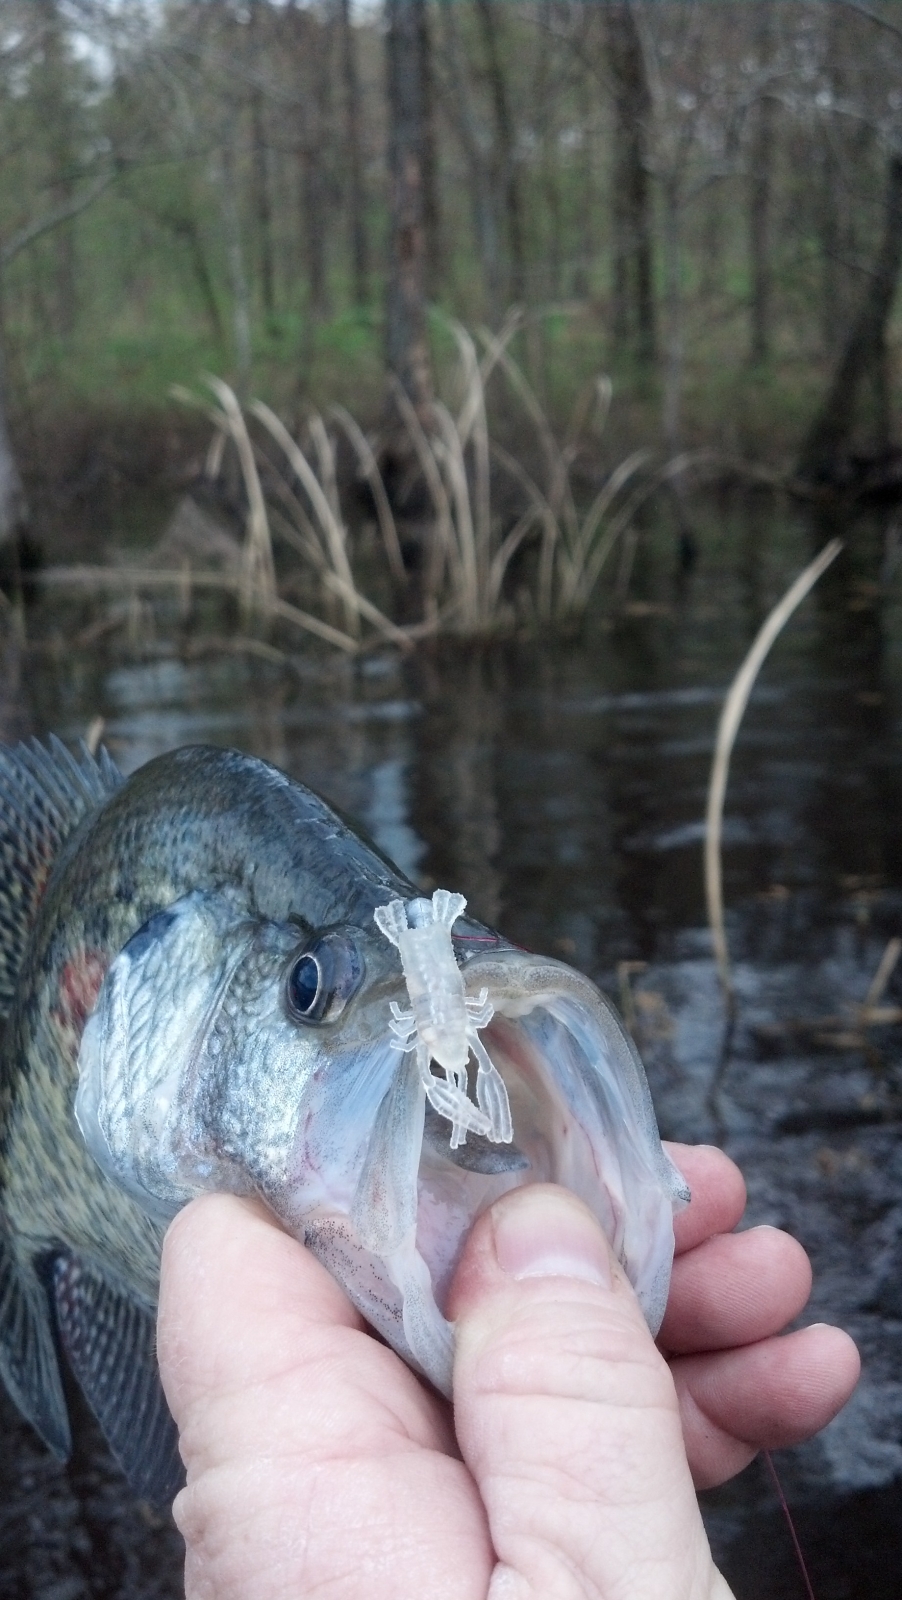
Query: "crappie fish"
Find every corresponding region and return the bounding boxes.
[0,737,688,1506]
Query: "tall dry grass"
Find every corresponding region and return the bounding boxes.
[37,322,686,653]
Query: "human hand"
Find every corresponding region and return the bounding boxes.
[157,1144,858,1600]
[659,1143,859,1488]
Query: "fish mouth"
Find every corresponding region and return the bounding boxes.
[344,951,687,1398]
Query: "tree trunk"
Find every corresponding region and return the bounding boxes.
[661,171,683,451]
[475,0,525,305]
[302,141,329,323]
[537,0,562,300]
[217,131,252,396]
[251,88,275,321]
[606,2,655,366]
[817,3,862,360]
[437,0,502,324]
[385,0,434,421]
[300,11,333,328]
[748,5,775,364]
[0,340,27,545]
[418,0,442,299]
[167,216,226,349]
[817,129,841,357]
[798,154,902,482]
[36,0,76,338]
[339,0,369,308]
[249,0,275,322]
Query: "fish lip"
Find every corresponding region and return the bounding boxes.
[459,946,618,1005]
[458,948,678,1170]
[410,947,686,1346]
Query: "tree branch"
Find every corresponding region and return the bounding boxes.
[836,0,902,45]
[0,168,117,269]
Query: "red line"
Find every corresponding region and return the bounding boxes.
[763,1450,816,1600]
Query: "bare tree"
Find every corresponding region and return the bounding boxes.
[436,0,502,323]
[250,1,276,323]
[474,0,525,305]
[290,4,334,331]
[0,341,27,544]
[606,2,655,366]
[33,0,78,337]
[385,0,434,420]
[338,0,369,308]
[748,2,776,364]
[798,150,902,480]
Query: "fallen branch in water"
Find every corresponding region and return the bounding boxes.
[751,936,902,1052]
[36,564,362,652]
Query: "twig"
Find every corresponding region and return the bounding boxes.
[861,937,902,1019]
[705,539,843,996]
[1,169,116,267]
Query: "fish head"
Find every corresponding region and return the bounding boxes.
[75,889,402,1217]
[75,890,688,1399]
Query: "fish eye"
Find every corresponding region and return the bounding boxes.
[284,930,364,1026]
[288,953,322,1017]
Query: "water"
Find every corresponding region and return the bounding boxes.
[3,491,902,1596]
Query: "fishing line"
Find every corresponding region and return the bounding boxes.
[763,1450,816,1600]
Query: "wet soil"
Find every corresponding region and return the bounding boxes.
[2,489,902,1596]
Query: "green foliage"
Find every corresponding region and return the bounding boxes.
[0,0,900,469]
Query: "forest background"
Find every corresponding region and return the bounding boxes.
[0,0,901,572]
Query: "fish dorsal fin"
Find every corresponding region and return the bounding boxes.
[0,736,123,1019]
[0,1225,71,1460]
[52,1252,184,1508]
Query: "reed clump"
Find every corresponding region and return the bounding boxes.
[37,318,688,654]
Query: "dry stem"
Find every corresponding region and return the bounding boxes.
[705,538,843,997]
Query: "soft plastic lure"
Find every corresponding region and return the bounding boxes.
[374,889,513,1150]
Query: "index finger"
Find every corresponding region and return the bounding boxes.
[664,1143,747,1254]
[158,1194,364,1421]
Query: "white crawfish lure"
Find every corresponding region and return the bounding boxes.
[374,889,513,1151]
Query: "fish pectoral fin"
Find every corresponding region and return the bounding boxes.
[0,1228,71,1460]
[52,1252,184,1510]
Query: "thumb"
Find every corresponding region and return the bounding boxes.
[449,1185,733,1600]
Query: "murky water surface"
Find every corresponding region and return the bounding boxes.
[3,494,902,1596]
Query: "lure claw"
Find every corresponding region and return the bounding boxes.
[375,891,512,1148]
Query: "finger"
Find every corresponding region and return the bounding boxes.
[659,1225,812,1353]
[159,1194,361,1417]
[672,1323,861,1490]
[159,1195,485,1600]
[158,1193,449,1455]
[664,1142,747,1254]
[449,1185,728,1600]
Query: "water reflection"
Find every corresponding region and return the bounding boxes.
[365,757,426,882]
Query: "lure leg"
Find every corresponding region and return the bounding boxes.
[389,1002,417,1051]
[470,1033,513,1144]
[415,1041,490,1148]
